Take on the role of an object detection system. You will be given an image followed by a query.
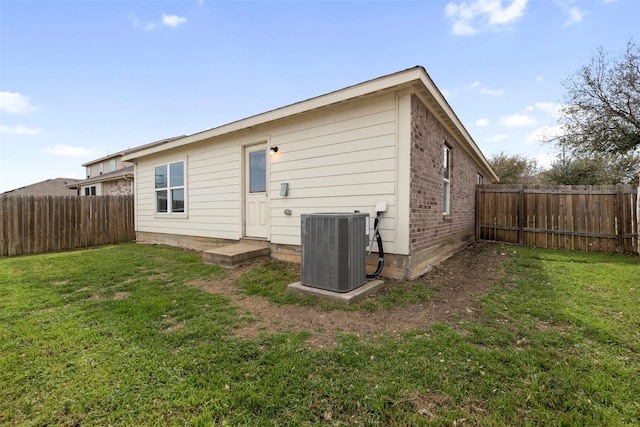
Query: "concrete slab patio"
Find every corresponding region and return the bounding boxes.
[203,242,270,267]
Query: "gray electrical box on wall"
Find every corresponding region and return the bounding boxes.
[300,212,369,293]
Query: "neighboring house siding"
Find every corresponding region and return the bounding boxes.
[133,93,400,251]
[81,184,102,196]
[86,158,131,178]
[409,94,477,254]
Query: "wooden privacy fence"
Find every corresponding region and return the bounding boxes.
[0,195,136,257]
[476,184,639,254]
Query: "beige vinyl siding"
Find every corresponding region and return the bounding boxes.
[268,93,399,253]
[134,91,403,252]
[135,142,243,240]
[80,184,102,196]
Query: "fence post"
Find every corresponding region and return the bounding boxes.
[615,184,625,254]
[518,185,524,245]
[637,170,640,255]
[0,196,6,257]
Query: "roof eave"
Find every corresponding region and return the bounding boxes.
[67,168,135,188]
[415,74,499,182]
[123,67,427,161]
[84,136,186,166]
[121,66,498,182]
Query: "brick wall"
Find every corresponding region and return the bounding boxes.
[409,94,480,254]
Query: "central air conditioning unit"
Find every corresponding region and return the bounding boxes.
[300,212,369,293]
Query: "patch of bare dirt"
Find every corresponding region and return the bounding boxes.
[161,315,187,333]
[537,321,572,333]
[192,242,507,348]
[113,291,130,300]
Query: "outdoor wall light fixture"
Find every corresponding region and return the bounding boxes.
[270,146,279,155]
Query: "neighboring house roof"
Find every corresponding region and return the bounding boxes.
[122,66,499,182]
[81,135,186,167]
[66,166,134,189]
[71,135,186,189]
[1,178,82,196]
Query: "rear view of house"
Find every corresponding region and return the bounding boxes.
[123,66,498,278]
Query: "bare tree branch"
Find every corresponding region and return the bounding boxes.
[558,40,640,155]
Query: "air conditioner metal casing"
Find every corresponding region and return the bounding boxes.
[301,212,369,293]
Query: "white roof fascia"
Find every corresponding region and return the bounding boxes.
[416,73,499,182]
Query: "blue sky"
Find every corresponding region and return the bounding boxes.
[1,0,638,192]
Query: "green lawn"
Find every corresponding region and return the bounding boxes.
[1,243,638,426]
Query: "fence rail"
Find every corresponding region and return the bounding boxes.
[0,195,135,257]
[476,184,638,254]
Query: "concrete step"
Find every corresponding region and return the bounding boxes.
[203,242,270,267]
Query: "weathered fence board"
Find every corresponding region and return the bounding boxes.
[477,184,638,254]
[0,195,135,257]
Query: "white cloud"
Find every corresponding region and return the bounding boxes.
[525,101,564,119]
[129,13,187,31]
[487,0,528,24]
[535,76,544,83]
[445,80,505,98]
[445,0,528,35]
[500,113,537,127]
[162,14,187,28]
[42,144,98,158]
[526,125,565,144]
[468,80,504,95]
[0,124,41,135]
[564,6,586,26]
[0,91,37,113]
[475,118,490,126]
[534,152,557,169]
[535,102,562,116]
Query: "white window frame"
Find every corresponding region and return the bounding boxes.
[443,145,451,215]
[99,162,104,175]
[154,160,186,215]
[109,159,116,172]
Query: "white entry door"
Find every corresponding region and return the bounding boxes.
[245,144,269,239]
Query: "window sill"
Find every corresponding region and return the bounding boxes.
[154,213,189,219]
